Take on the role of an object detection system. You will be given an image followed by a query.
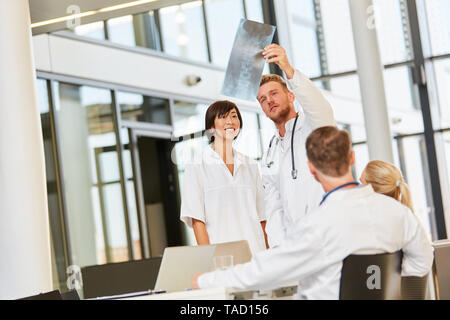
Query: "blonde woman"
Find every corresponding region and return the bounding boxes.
[360,160,414,212]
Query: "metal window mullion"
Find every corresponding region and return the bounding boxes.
[47,80,73,275]
[94,149,113,263]
[261,0,282,76]
[168,98,176,128]
[111,90,135,260]
[201,0,213,63]
[418,137,439,239]
[406,0,446,239]
[309,60,415,82]
[128,128,152,258]
[395,136,409,185]
[313,0,331,90]
[242,0,248,19]
[399,0,421,110]
[103,20,109,40]
[256,113,265,160]
[341,124,358,179]
[427,53,450,62]
[154,9,164,52]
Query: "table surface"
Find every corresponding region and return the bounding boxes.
[118,287,237,300]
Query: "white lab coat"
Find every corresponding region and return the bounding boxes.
[198,185,434,299]
[261,69,336,247]
[180,146,267,255]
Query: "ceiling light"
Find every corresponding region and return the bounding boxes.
[31,0,160,28]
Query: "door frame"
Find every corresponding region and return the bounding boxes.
[126,124,173,259]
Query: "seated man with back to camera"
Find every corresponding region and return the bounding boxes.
[192,126,433,299]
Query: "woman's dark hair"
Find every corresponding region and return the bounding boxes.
[205,100,243,144]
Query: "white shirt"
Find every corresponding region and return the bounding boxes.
[198,185,434,300]
[180,146,267,255]
[262,69,337,247]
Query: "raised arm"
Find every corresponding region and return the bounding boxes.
[263,44,336,129]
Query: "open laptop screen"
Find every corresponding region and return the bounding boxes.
[154,245,216,293]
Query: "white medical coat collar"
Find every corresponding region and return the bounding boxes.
[274,111,304,140]
[203,144,247,170]
[321,184,375,205]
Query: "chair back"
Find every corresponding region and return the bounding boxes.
[401,275,428,300]
[432,240,450,300]
[340,251,402,300]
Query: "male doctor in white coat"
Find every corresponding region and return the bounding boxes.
[192,126,433,299]
[258,44,336,247]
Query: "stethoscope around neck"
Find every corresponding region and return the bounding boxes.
[264,114,299,180]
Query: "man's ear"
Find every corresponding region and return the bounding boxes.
[350,150,355,167]
[307,161,316,176]
[307,161,321,183]
[288,90,295,103]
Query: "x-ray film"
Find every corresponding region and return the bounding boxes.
[221,19,276,102]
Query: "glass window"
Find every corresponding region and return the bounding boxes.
[287,0,321,78]
[373,0,411,64]
[352,143,369,179]
[107,15,136,47]
[102,183,129,262]
[173,134,209,246]
[289,22,321,78]
[329,74,361,101]
[320,0,357,73]
[37,79,69,292]
[172,100,209,136]
[205,0,245,67]
[384,66,417,111]
[288,0,316,21]
[132,11,162,51]
[74,21,105,40]
[125,178,141,260]
[234,110,262,160]
[398,135,433,237]
[423,0,450,56]
[432,59,450,129]
[36,78,50,113]
[244,0,264,23]
[90,187,107,264]
[259,113,276,152]
[160,1,209,62]
[348,123,368,179]
[117,91,171,125]
[98,150,120,183]
[54,83,129,265]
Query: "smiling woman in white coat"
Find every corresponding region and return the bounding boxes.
[180,101,269,255]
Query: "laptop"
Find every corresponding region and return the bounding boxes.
[213,240,252,265]
[81,257,162,299]
[154,245,216,293]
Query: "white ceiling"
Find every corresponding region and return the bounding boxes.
[29,0,140,23]
[29,0,193,35]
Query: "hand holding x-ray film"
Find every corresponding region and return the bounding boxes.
[221,19,276,102]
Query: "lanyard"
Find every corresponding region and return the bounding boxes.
[319,182,360,206]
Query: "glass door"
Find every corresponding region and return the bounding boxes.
[126,127,184,258]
